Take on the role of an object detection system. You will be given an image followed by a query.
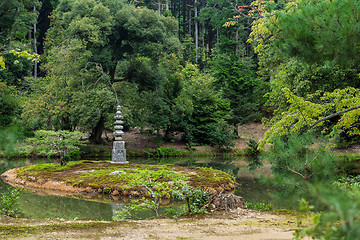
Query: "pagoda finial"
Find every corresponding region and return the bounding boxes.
[114,105,124,141]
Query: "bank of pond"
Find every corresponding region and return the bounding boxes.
[0,155,358,221]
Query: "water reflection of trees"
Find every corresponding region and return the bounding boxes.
[139,156,240,177]
[19,192,114,220]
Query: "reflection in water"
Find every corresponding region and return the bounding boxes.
[19,192,114,220]
[0,156,278,220]
[112,204,126,216]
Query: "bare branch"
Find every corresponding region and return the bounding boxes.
[307,172,315,179]
[307,152,320,166]
[287,167,305,179]
[310,105,360,128]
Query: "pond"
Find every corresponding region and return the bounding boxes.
[0,157,286,221]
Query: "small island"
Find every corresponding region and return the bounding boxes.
[1,161,235,198]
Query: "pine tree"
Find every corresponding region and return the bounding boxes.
[271,0,360,65]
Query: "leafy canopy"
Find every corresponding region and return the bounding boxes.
[259,87,360,148]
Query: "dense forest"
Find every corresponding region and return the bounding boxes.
[1,0,360,150]
[2,0,360,238]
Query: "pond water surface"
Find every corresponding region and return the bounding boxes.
[0,157,286,221]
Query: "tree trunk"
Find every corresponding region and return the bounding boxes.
[246,42,249,57]
[188,5,192,37]
[216,28,219,44]
[233,123,239,137]
[109,65,116,83]
[182,0,186,38]
[9,6,21,46]
[33,5,38,78]
[235,0,239,55]
[235,27,239,55]
[172,0,176,16]
[89,115,106,144]
[194,0,198,63]
[202,21,205,62]
[165,0,169,10]
[208,22,212,57]
[158,0,161,15]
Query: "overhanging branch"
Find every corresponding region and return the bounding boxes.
[310,105,360,128]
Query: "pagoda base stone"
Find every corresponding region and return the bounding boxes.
[111,141,128,163]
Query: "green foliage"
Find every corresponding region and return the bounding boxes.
[49,0,181,81]
[260,87,360,149]
[271,0,360,66]
[0,82,18,127]
[0,127,25,157]
[111,81,142,129]
[70,85,116,143]
[0,0,41,44]
[0,0,259,151]
[250,0,360,81]
[138,54,185,137]
[245,139,260,157]
[262,132,337,203]
[257,130,360,239]
[249,0,360,151]
[175,185,209,214]
[16,161,234,195]
[112,168,210,220]
[114,174,184,220]
[245,202,272,212]
[20,76,73,131]
[63,0,113,47]
[263,61,360,122]
[23,130,86,164]
[112,197,159,220]
[275,61,359,98]
[27,0,182,144]
[146,147,181,158]
[177,63,234,147]
[124,56,160,92]
[0,188,22,217]
[140,91,174,134]
[0,0,41,93]
[112,175,173,220]
[0,48,39,88]
[0,82,30,157]
[333,176,360,194]
[113,184,209,220]
[129,61,235,148]
[295,186,360,240]
[211,52,264,126]
[244,139,262,170]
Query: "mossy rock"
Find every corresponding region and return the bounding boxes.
[2,160,235,198]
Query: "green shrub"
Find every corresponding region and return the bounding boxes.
[25,130,86,165]
[244,139,262,170]
[65,149,81,161]
[172,185,210,214]
[245,202,273,212]
[113,184,209,220]
[154,147,180,158]
[295,186,360,240]
[0,188,22,217]
[262,132,337,203]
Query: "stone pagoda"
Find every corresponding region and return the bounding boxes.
[111,105,128,163]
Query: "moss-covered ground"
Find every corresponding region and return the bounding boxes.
[8,160,235,197]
